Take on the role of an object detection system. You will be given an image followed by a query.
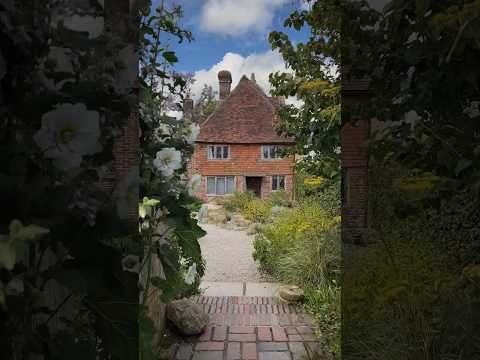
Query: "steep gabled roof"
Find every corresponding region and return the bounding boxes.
[196,75,294,144]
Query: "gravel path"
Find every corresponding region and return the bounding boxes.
[199,223,272,282]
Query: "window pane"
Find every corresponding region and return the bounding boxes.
[272,176,277,190]
[216,146,222,159]
[223,146,229,159]
[272,146,279,158]
[207,177,215,194]
[263,146,269,159]
[216,177,225,195]
[226,176,235,194]
[208,146,215,159]
[279,176,285,189]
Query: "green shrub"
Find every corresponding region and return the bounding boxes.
[223,191,255,213]
[266,190,291,207]
[305,283,340,357]
[342,161,480,360]
[242,199,271,223]
[184,196,203,213]
[252,200,341,354]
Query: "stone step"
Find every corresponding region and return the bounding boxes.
[192,295,304,313]
[200,281,281,297]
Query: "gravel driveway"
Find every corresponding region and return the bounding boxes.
[199,223,272,282]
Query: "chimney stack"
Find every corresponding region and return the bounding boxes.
[218,70,232,100]
[183,97,194,120]
[250,73,256,83]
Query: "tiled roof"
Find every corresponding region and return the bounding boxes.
[196,76,294,144]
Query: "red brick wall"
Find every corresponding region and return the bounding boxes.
[190,143,295,201]
[114,111,139,221]
[341,119,369,243]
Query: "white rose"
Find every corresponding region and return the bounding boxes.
[153,147,182,177]
[34,103,102,169]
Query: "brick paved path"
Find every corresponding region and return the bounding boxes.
[170,295,329,360]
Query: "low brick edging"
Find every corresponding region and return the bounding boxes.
[170,296,328,360]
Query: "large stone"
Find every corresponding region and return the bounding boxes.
[166,299,209,336]
[278,285,304,303]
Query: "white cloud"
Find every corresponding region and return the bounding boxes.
[300,1,312,10]
[199,0,288,36]
[190,50,288,100]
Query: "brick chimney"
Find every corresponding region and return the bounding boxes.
[218,70,232,100]
[250,73,256,83]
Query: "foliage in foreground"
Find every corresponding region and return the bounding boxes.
[343,162,480,360]
[252,183,341,356]
[139,2,206,359]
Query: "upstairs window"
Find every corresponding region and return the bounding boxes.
[262,145,282,159]
[208,145,229,159]
[272,175,285,191]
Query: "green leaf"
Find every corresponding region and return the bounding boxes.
[143,197,160,206]
[9,220,49,242]
[455,158,472,176]
[0,242,16,270]
[139,204,147,219]
[162,51,178,63]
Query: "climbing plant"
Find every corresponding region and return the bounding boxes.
[138,1,205,358]
[0,0,139,359]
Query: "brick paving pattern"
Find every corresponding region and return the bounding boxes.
[171,296,325,360]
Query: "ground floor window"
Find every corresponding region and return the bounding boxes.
[206,176,235,195]
[271,175,285,191]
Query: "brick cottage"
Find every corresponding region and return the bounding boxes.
[189,70,295,202]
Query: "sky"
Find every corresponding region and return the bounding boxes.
[152,0,311,102]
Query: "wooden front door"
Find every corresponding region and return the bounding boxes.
[246,177,262,198]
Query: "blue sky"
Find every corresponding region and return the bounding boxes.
[152,0,310,100]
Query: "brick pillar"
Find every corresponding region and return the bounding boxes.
[341,119,370,243]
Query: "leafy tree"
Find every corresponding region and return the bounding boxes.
[344,0,480,191]
[269,0,341,180]
[194,84,218,122]
[340,1,480,359]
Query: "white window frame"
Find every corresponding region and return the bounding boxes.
[206,176,236,195]
[261,145,282,160]
[271,175,286,192]
[207,145,230,160]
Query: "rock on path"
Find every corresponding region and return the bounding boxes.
[199,223,272,282]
